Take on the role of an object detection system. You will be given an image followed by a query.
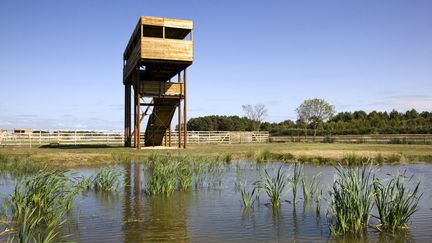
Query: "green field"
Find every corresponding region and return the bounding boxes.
[1,143,431,168]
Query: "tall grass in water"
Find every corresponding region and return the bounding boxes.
[111,152,132,164]
[220,153,233,164]
[0,153,45,177]
[373,173,422,232]
[291,163,302,205]
[302,173,321,202]
[255,149,272,163]
[144,154,179,195]
[315,189,323,216]
[343,153,371,166]
[240,183,256,208]
[255,166,288,207]
[177,156,195,191]
[92,166,123,192]
[328,166,374,236]
[143,153,212,194]
[3,170,80,242]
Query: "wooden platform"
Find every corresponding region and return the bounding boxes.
[123,16,193,82]
[123,16,193,148]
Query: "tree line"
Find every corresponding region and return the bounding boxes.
[187,100,432,136]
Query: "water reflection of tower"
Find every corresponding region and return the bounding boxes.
[122,162,191,242]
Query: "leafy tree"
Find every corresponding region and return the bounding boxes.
[296,98,335,136]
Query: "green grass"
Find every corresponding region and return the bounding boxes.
[144,154,179,195]
[92,166,124,192]
[255,166,288,207]
[220,153,233,164]
[240,184,256,208]
[291,163,302,205]
[256,149,273,163]
[342,153,371,166]
[387,153,402,163]
[1,143,432,168]
[143,153,217,195]
[328,166,374,236]
[111,152,132,164]
[302,173,321,202]
[0,153,46,177]
[373,173,422,232]
[2,170,83,242]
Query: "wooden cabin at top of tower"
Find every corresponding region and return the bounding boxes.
[123,16,194,83]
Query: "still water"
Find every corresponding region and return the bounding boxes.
[1,162,432,242]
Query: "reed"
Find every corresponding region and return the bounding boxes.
[255,166,288,207]
[302,173,321,202]
[3,170,80,242]
[111,152,132,164]
[291,163,303,205]
[315,189,323,216]
[240,184,256,208]
[92,166,123,192]
[177,156,194,191]
[328,166,374,236]
[221,153,233,164]
[387,154,402,163]
[143,154,222,194]
[373,173,422,232]
[342,153,371,166]
[0,153,45,177]
[145,154,178,195]
[245,151,255,160]
[207,160,225,190]
[256,149,272,163]
[374,153,384,164]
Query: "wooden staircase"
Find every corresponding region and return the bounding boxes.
[144,98,178,146]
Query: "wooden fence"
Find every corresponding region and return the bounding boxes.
[269,134,432,144]
[0,131,269,147]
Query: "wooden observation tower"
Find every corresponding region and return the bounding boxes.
[123,16,193,148]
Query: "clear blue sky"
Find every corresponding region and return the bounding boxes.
[0,0,431,130]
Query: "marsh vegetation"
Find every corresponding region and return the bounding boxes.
[0,151,427,242]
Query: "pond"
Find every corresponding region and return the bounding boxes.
[1,161,431,242]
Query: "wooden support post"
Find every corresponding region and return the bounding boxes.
[136,83,141,149]
[183,69,187,148]
[169,123,172,147]
[124,84,131,147]
[177,72,182,148]
[133,85,137,148]
[178,100,181,148]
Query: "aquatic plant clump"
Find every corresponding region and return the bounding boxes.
[291,163,303,205]
[92,166,124,192]
[373,173,422,232]
[328,166,374,236]
[144,154,200,195]
[0,152,45,177]
[240,184,256,208]
[2,170,81,242]
[255,166,288,207]
[302,173,321,202]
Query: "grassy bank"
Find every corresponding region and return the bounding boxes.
[0,143,431,168]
